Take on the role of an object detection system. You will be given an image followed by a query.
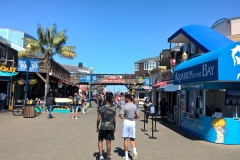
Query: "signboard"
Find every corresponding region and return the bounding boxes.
[150,106,155,114]
[79,74,97,83]
[137,77,144,84]
[102,75,124,83]
[144,78,152,85]
[174,59,218,85]
[0,65,18,76]
[18,58,39,72]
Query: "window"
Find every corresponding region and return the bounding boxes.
[144,63,148,70]
[134,63,139,71]
[190,43,195,54]
[148,62,156,70]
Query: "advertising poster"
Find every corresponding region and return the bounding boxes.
[180,90,186,111]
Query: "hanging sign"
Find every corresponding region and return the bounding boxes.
[18,58,39,72]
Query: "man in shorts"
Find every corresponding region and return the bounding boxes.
[71,93,80,119]
[96,95,116,160]
[120,94,140,160]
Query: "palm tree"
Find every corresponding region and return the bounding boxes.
[18,24,76,110]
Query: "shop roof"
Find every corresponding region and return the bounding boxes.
[135,56,159,64]
[168,24,233,53]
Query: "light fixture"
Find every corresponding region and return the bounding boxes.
[26,44,32,55]
[90,67,93,74]
[49,69,53,75]
[182,52,187,62]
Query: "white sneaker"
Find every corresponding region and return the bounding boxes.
[99,155,104,160]
[133,152,138,159]
[72,117,74,119]
[75,117,79,119]
[123,157,129,160]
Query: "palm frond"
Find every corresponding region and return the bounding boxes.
[52,30,67,48]
[60,46,75,52]
[47,24,57,45]
[23,38,43,53]
[18,50,28,58]
[37,24,47,45]
[59,51,76,59]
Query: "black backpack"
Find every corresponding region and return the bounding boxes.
[73,97,78,105]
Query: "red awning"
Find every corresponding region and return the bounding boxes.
[152,81,167,88]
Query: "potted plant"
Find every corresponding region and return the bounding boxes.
[18,79,25,85]
[29,79,37,85]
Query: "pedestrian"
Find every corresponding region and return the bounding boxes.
[120,94,140,160]
[71,93,80,119]
[118,96,125,116]
[98,94,104,113]
[143,98,152,123]
[81,94,87,114]
[0,92,6,111]
[96,95,116,160]
[46,93,55,120]
[133,95,139,110]
[160,98,168,121]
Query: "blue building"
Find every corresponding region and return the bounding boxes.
[0,28,36,51]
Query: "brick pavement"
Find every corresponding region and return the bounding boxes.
[0,104,240,160]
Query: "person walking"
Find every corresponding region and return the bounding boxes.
[81,94,87,114]
[46,93,55,120]
[120,94,140,160]
[160,98,168,121]
[0,92,6,111]
[96,95,116,160]
[143,98,152,123]
[71,93,80,119]
[98,94,104,113]
[133,95,139,110]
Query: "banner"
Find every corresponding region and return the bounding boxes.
[18,58,39,72]
[79,74,98,83]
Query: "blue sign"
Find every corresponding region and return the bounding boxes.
[174,59,218,85]
[18,58,39,72]
[144,78,152,85]
[150,106,155,114]
[79,74,98,83]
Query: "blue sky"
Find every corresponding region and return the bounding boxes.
[1,0,240,92]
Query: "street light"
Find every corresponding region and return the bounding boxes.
[89,67,93,108]
[24,44,32,105]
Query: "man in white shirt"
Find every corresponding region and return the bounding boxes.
[120,94,140,160]
[0,92,6,111]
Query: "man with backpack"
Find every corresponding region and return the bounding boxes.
[71,93,80,119]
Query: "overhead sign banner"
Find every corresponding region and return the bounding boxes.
[102,75,124,83]
[18,58,39,72]
[79,74,98,83]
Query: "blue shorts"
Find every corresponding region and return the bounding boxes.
[72,106,79,112]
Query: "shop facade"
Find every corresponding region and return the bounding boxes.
[174,41,240,144]
[0,38,18,110]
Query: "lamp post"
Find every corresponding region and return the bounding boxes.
[89,67,93,107]
[24,44,32,105]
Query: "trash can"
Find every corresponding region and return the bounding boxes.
[24,106,35,118]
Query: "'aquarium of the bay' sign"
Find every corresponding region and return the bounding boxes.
[174,59,218,85]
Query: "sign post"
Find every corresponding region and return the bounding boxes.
[149,106,157,139]
[141,110,148,132]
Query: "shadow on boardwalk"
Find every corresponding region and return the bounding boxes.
[93,147,133,160]
[143,114,201,141]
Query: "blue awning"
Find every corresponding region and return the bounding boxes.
[168,25,233,53]
[173,42,240,85]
